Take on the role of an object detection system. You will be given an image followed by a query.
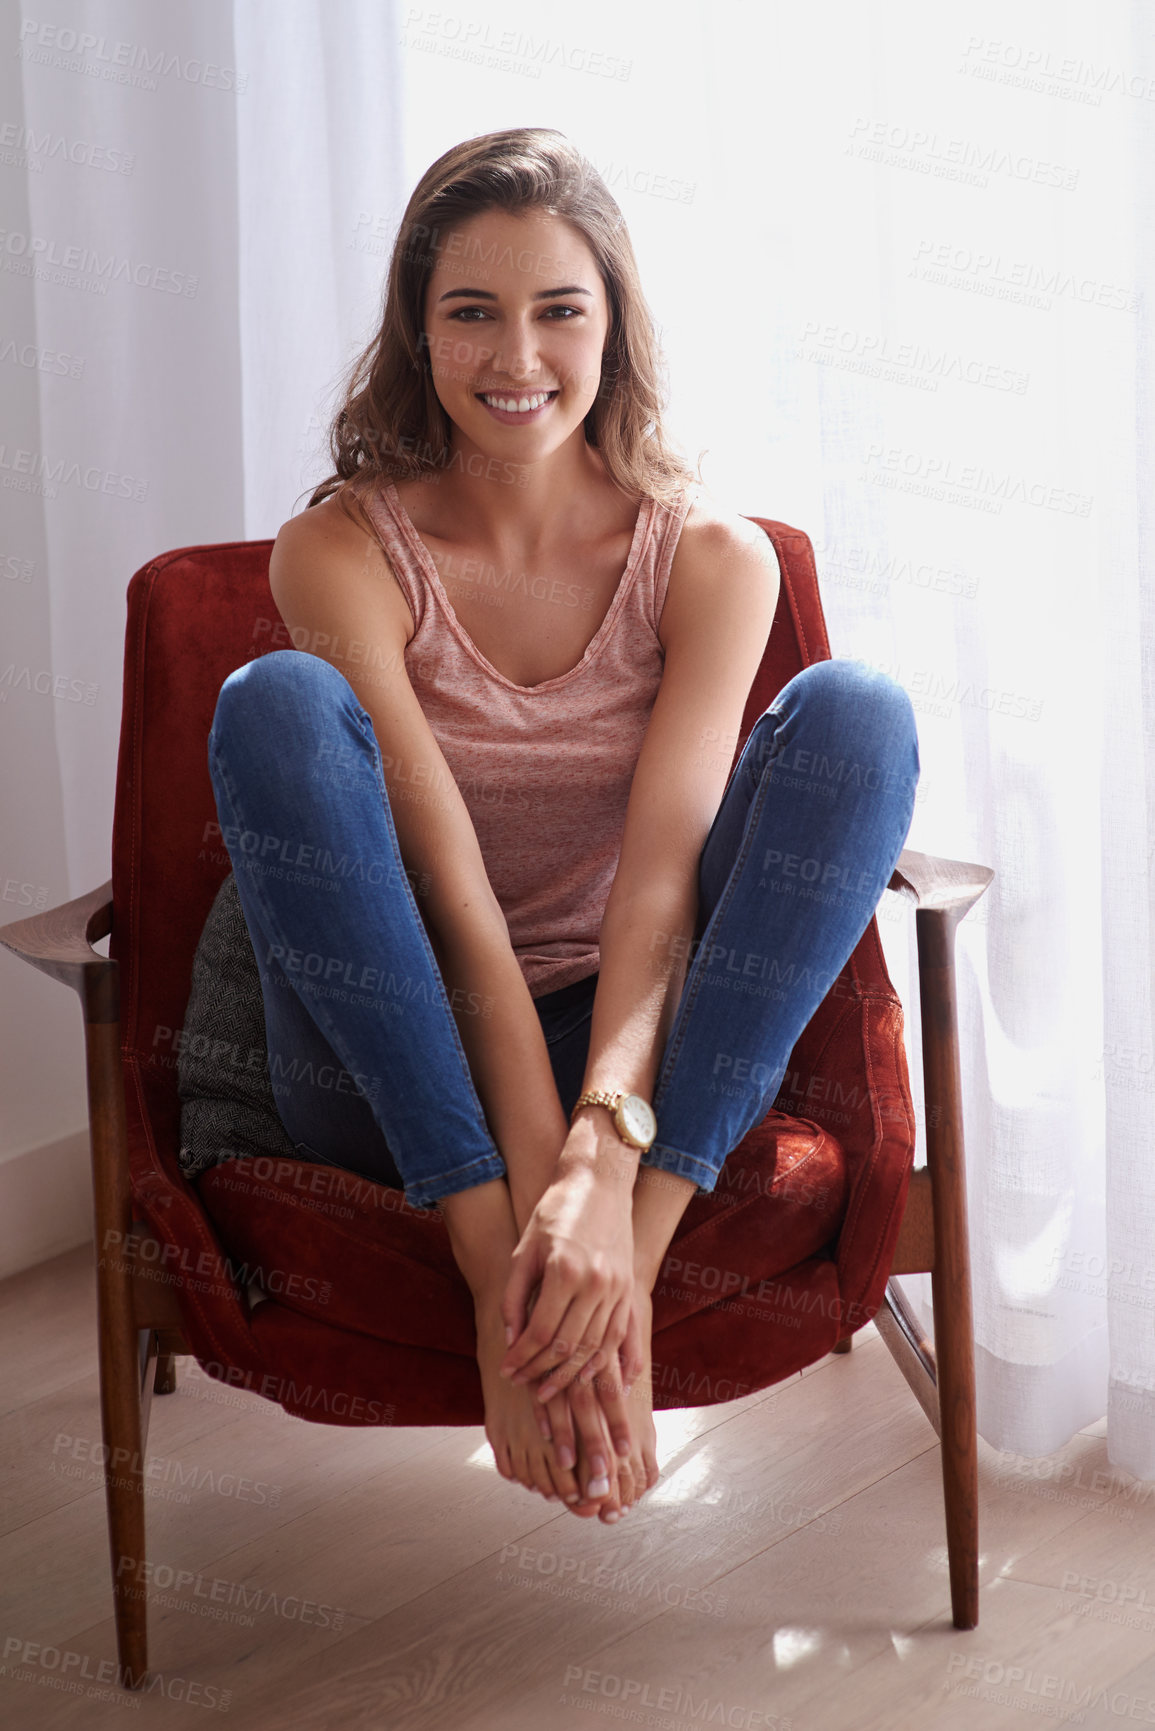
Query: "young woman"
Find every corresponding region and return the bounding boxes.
[204,128,919,1527]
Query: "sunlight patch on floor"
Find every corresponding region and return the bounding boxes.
[772,1626,824,1668]
[643,1443,717,1506]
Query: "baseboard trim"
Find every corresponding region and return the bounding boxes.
[0,1129,93,1280]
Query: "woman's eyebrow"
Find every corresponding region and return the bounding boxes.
[436,285,594,303]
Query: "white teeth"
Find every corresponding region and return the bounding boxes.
[482,391,552,413]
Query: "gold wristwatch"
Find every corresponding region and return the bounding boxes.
[570,1089,657,1153]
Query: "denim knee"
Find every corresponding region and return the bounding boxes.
[753,658,919,790]
[211,650,357,750]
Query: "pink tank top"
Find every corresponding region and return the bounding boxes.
[361,478,699,996]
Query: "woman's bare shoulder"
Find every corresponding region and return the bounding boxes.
[270,487,400,604]
[268,485,413,643]
[674,483,781,579]
[273,487,376,563]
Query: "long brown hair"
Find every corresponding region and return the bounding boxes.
[307,127,698,518]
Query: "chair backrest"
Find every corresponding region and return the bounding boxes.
[111,536,280,1078]
[109,516,911,1302]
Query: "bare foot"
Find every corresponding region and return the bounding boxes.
[556,1379,632,1523]
[623,1281,659,1495]
[474,1299,583,1504]
[539,1284,659,1521]
[562,1287,659,1506]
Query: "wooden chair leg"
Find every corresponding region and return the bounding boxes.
[932,1266,978,1630]
[154,1331,182,1396]
[832,1333,853,1354]
[918,910,979,1632]
[89,1019,149,1688]
[98,1318,151,1689]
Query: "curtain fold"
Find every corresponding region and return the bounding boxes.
[1,0,403,1155]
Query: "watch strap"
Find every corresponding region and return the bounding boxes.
[570,1088,624,1123]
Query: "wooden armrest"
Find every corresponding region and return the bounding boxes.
[0,879,116,1022]
[887,847,993,920]
[883,843,992,1183]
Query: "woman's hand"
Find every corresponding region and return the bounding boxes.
[499,1127,639,1399]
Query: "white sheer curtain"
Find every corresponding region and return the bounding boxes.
[396,1,1155,1474]
[5,0,1153,1477]
[0,0,403,1229]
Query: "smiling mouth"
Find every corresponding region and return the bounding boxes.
[475,389,559,415]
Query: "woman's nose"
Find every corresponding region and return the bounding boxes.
[493,351,535,380]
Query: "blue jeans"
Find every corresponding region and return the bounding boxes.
[206,651,919,1210]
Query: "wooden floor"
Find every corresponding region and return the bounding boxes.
[2,1246,1152,1731]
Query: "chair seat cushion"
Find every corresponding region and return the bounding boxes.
[196,1107,848,1352]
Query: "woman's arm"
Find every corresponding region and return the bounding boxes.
[267,500,568,1232]
[499,504,782,1389]
[581,508,781,1116]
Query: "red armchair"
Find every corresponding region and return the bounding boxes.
[0,515,991,1687]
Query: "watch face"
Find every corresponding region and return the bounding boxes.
[619,1094,657,1148]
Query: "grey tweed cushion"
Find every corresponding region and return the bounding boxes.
[177,870,300,1181]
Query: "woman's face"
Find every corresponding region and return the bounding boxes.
[421,207,610,461]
